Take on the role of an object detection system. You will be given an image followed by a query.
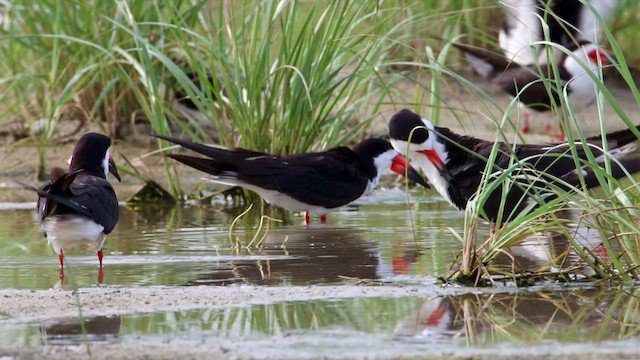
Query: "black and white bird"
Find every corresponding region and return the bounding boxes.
[457,41,609,140]
[155,135,430,224]
[388,109,640,225]
[499,0,618,66]
[22,133,120,274]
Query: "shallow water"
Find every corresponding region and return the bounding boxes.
[3,287,640,357]
[0,189,468,289]
[0,187,637,357]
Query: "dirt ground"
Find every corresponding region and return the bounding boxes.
[1,72,639,359]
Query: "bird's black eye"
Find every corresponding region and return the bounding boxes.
[388,109,429,144]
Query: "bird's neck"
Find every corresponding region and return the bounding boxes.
[434,127,485,168]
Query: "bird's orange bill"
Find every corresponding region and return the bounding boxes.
[390,155,430,189]
[418,149,446,172]
[109,156,122,182]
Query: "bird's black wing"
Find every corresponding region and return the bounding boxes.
[237,147,370,209]
[585,125,640,149]
[68,173,119,234]
[18,170,90,221]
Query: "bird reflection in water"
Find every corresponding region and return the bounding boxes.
[183,227,379,286]
[40,315,121,346]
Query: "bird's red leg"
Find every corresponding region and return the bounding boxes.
[320,214,327,223]
[490,222,505,236]
[520,113,530,134]
[58,250,64,269]
[555,125,566,142]
[304,211,310,225]
[97,268,104,284]
[97,249,104,269]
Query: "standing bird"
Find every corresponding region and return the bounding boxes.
[388,109,640,225]
[499,0,619,66]
[155,135,430,224]
[22,133,121,279]
[457,41,609,140]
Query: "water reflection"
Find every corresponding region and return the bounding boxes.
[40,315,121,345]
[394,288,640,345]
[183,227,378,285]
[0,190,618,289]
[2,287,640,352]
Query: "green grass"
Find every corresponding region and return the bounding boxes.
[438,35,640,284]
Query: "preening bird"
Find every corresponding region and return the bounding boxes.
[388,108,640,225]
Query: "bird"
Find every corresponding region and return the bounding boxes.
[388,108,640,226]
[499,0,619,66]
[456,40,609,140]
[154,135,430,224]
[21,133,120,279]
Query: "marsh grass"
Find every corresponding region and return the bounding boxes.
[227,204,284,249]
[438,22,640,284]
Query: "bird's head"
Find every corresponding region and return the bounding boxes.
[69,133,121,182]
[388,109,447,173]
[353,138,430,188]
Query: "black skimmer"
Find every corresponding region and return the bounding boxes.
[457,41,609,140]
[154,135,430,224]
[388,109,640,225]
[499,0,618,66]
[21,133,120,279]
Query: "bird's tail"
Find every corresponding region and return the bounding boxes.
[167,154,227,176]
[153,134,265,169]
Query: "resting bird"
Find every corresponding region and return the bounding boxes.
[155,135,430,224]
[21,133,120,278]
[388,109,640,225]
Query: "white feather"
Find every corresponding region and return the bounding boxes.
[42,215,106,255]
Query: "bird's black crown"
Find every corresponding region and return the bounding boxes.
[69,133,112,176]
[352,138,393,158]
[388,109,429,144]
